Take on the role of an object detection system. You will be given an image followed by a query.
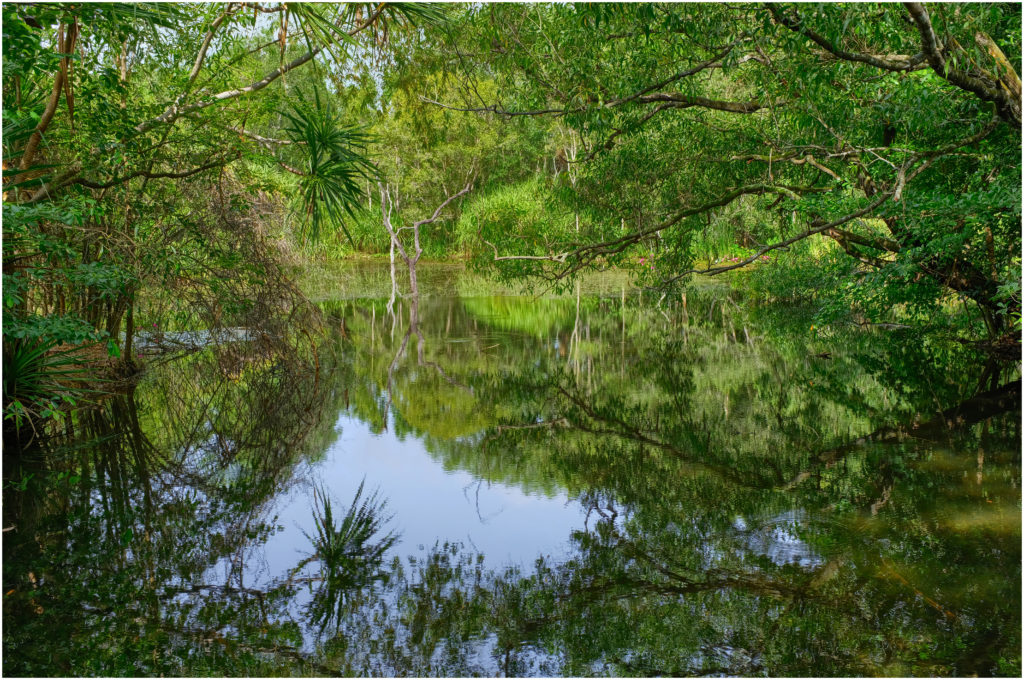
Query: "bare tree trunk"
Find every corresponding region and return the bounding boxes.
[380,183,404,318]
[378,179,474,304]
[408,219,421,300]
[378,177,476,428]
[387,235,398,318]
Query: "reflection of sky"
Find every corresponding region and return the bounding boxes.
[733,510,823,569]
[253,411,585,584]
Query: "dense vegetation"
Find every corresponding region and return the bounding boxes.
[3,3,1021,441]
[2,3,1021,676]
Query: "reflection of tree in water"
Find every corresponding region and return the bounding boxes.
[486,342,1018,673]
[4,281,1019,676]
[292,483,397,635]
[309,423,1018,676]
[1,324,368,676]
[319,285,1020,676]
[470,306,1019,675]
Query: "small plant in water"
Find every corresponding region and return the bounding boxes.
[299,482,398,634]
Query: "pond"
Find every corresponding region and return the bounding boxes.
[3,263,1020,676]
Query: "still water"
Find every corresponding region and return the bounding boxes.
[3,264,1020,676]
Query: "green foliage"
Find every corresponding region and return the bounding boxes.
[283,90,376,244]
[301,207,393,258]
[252,0,1020,356]
[2,1,438,444]
[456,178,567,255]
[302,482,398,634]
[2,337,91,429]
[395,1,1022,340]
[1,312,103,345]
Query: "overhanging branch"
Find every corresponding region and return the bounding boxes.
[904,2,1021,126]
[767,3,925,72]
[65,156,235,190]
[657,189,895,285]
[484,184,820,274]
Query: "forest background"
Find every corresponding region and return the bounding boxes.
[2,1,1021,438]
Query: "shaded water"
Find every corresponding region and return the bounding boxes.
[3,264,1020,676]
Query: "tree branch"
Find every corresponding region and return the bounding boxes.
[275,160,306,176]
[894,116,999,200]
[227,126,298,149]
[64,156,232,190]
[423,39,766,123]
[577,104,675,162]
[825,225,902,253]
[635,92,773,114]
[825,228,897,268]
[16,20,77,173]
[379,182,409,263]
[974,31,1022,102]
[483,184,818,275]
[188,4,237,86]
[412,181,474,229]
[417,97,567,117]
[731,152,842,180]
[602,39,748,108]
[569,184,809,263]
[767,3,925,72]
[138,4,392,135]
[657,189,895,285]
[904,2,1021,126]
[137,48,323,134]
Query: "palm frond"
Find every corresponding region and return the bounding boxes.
[286,3,358,66]
[281,89,377,244]
[302,481,398,633]
[2,337,103,430]
[381,2,448,27]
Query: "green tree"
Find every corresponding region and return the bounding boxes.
[2,3,436,439]
[433,3,1021,343]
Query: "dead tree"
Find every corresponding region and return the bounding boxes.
[378,180,473,313]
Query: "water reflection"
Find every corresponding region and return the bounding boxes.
[3,265,1020,676]
[295,413,583,566]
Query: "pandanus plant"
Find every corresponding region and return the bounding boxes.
[281,90,377,245]
[295,481,398,634]
[2,338,96,443]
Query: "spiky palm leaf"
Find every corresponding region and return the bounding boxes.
[291,2,447,54]
[301,481,398,634]
[2,338,102,430]
[281,89,376,244]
